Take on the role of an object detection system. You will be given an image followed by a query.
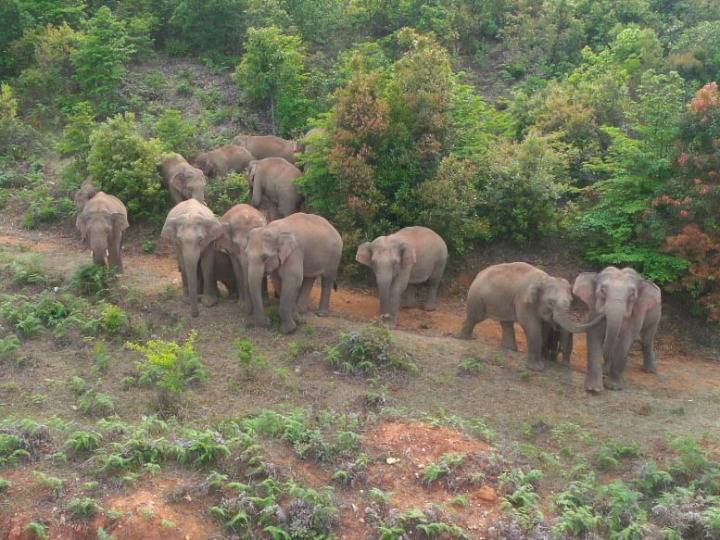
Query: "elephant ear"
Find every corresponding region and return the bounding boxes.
[111,212,129,233]
[636,279,661,315]
[521,277,545,305]
[169,172,186,195]
[399,242,416,269]
[161,217,180,240]
[200,219,225,251]
[572,272,598,308]
[76,212,89,241]
[213,222,233,252]
[278,231,299,264]
[355,242,373,267]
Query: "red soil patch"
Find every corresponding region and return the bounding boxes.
[363,421,502,536]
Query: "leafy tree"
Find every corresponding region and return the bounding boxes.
[235,26,312,136]
[72,7,133,113]
[86,112,166,220]
[168,0,245,54]
[154,108,195,156]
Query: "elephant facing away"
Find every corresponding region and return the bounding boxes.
[248,157,303,221]
[74,178,98,212]
[573,267,661,392]
[215,204,268,312]
[194,145,255,178]
[245,213,343,334]
[159,153,207,204]
[76,192,129,271]
[460,262,605,372]
[161,199,225,317]
[356,227,448,324]
[234,135,299,164]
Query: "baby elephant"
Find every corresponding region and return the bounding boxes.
[460,262,605,371]
[194,145,254,178]
[356,227,448,324]
[76,191,129,271]
[245,213,343,334]
[197,249,238,299]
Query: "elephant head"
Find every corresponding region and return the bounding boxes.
[194,153,213,177]
[573,267,661,364]
[77,211,128,267]
[74,178,98,212]
[245,227,299,325]
[356,237,416,318]
[526,274,605,335]
[162,212,225,317]
[170,167,206,204]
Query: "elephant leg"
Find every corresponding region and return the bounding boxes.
[585,326,605,393]
[425,260,445,311]
[520,318,545,371]
[560,330,573,365]
[230,256,246,307]
[279,274,302,334]
[606,334,633,390]
[200,249,218,307]
[318,275,334,316]
[459,303,485,339]
[500,321,518,351]
[641,314,660,374]
[297,277,315,313]
[541,323,559,363]
[109,231,123,272]
[401,284,417,308]
[179,260,189,298]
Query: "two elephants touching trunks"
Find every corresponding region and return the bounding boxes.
[460,262,661,393]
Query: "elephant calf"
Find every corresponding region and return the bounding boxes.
[161,199,226,317]
[76,191,129,271]
[573,267,661,392]
[234,134,299,164]
[245,213,343,334]
[460,262,605,372]
[356,227,448,324]
[194,145,254,178]
[159,153,207,204]
[197,249,238,299]
[248,157,303,221]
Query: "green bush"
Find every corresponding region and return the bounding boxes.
[155,108,195,156]
[71,264,118,299]
[86,112,166,220]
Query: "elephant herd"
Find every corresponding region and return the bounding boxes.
[73,132,662,393]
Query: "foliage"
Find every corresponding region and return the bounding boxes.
[86,112,166,220]
[233,338,267,379]
[155,108,195,156]
[71,264,118,299]
[326,322,417,377]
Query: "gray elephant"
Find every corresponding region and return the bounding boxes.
[159,153,207,204]
[245,213,343,334]
[234,135,299,164]
[197,249,238,299]
[248,157,303,221]
[194,145,255,178]
[76,191,129,271]
[215,203,268,311]
[573,267,661,392]
[161,199,225,317]
[460,262,605,371]
[356,227,448,324]
[74,178,98,212]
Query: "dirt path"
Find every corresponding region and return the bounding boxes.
[2,225,719,395]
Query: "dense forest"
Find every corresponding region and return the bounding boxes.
[1,0,720,319]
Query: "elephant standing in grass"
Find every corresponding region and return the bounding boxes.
[159,153,207,204]
[356,227,448,324]
[161,199,225,317]
[573,267,661,392]
[234,134,299,164]
[216,203,267,311]
[76,191,129,271]
[194,145,255,178]
[245,213,342,334]
[460,262,605,372]
[248,157,303,221]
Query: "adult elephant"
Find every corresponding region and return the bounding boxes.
[355,227,448,324]
[159,153,207,204]
[459,262,605,372]
[248,157,302,221]
[233,135,299,164]
[573,267,661,392]
[161,199,225,317]
[76,191,129,271]
[245,213,342,334]
[216,204,267,311]
[194,145,255,178]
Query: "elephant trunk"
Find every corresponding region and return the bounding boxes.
[376,273,393,317]
[247,259,268,325]
[602,300,625,360]
[183,248,202,317]
[552,308,605,334]
[90,235,108,267]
